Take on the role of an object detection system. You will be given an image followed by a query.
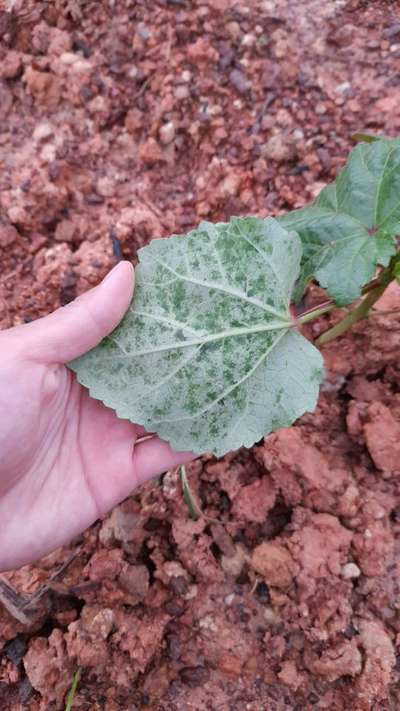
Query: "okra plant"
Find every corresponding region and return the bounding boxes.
[70,138,400,457]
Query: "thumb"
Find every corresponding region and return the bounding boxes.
[18,261,134,363]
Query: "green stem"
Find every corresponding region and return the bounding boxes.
[297,253,399,344]
[316,277,392,347]
[297,301,336,325]
[65,670,81,711]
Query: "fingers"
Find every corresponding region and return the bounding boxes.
[132,436,196,486]
[12,262,134,363]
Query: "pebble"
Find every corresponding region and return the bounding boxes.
[0,223,18,247]
[96,177,116,198]
[226,21,241,40]
[229,68,250,95]
[262,133,296,163]
[0,51,22,79]
[175,85,190,100]
[159,121,175,145]
[341,563,361,579]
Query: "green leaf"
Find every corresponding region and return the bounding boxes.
[278,139,399,305]
[70,217,323,457]
[351,132,383,144]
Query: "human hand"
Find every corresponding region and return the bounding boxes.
[0,262,192,571]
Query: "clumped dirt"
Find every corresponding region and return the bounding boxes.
[1,0,400,709]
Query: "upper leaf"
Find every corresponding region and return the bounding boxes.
[70,217,323,457]
[278,139,399,304]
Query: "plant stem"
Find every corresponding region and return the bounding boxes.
[316,281,391,346]
[180,466,201,521]
[361,276,382,294]
[297,301,336,325]
[65,670,80,711]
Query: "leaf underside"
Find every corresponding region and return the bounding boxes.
[278,138,399,305]
[70,217,323,457]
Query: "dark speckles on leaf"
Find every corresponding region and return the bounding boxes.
[70,216,323,456]
[172,281,186,309]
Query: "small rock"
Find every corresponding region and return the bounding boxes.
[358,619,395,693]
[96,177,116,198]
[0,81,12,117]
[55,220,76,243]
[220,173,241,197]
[0,222,18,247]
[218,653,243,677]
[262,133,296,163]
[89,608,115,640]
[348,99,361,113]
[210,523,236,557]
[382,23,400,39]
[40,143,56,163]
[118,564,149,604]
[7,206,28,226]
[341,563,361,579]
[364,403,400,474]
[125,108,144,133]
[307,640,362,682]
[175,85,190,100]
[159,121,176,145]
[232,476,276,523]
[169,575,189,595]
[48,28,72,56]
[187,37,218,64]
[226,21,241,40]
[374,94,400,114]
[0,51,22,79]
[85,549,124,581]
[278,660,302,690]
[137,23,151,41]
[242,33,256,47]
[335,82,351,94]
[59,51,79,65]
[33,123,54,142]
[221,544,247,577]
[139,137,164,164]
[229,68,250,94]
[180,70,192,83]
[251,542,293,588]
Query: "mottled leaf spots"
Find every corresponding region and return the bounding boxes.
[70,217,323,456]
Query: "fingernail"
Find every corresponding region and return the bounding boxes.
[103,261,124,282]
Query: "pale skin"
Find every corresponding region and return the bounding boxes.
[0,262,192,572]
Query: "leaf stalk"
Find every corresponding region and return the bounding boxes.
[315,266,394,346]
[297,301,336,325]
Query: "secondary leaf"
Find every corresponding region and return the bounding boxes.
[70,217,323,457]
[278,139,399,305]
[351,132,383,144]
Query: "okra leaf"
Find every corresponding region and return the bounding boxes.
[70,217,323,457]
[278,139,399,305]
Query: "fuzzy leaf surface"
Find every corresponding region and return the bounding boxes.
[70,217,324,457]
[278,139,399,304]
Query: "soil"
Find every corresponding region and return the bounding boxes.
[1,0,400,709]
